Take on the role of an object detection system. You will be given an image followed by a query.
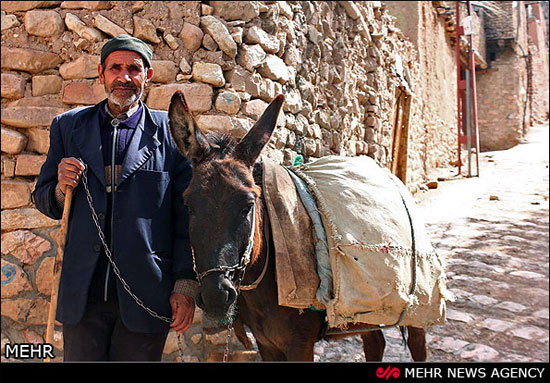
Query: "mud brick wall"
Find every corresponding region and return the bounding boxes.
[477,1,549,151]
[477,1,530,152]
[1,1,457,361]
[477,45,529,151]
[410,1,458,180]
[527,3,550,124]
[484,1,516,41]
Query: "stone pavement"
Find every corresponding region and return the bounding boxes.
[315,122,549,362]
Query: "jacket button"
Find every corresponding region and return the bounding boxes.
[98,213,105,220]
[93,244,101,252]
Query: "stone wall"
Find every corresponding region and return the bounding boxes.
[1,1,451,361]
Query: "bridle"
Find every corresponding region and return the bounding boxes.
[191,199,271,362]
[192,201,269,292]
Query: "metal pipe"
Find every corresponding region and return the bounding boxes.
[455,1,462,176]
[467,1,480,176]
[465,68,472,178]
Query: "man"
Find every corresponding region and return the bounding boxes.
[33,35,197,361]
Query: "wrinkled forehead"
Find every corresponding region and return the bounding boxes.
[185,159,258,202]
[103,50,146,68]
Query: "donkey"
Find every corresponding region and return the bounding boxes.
[168,91,427,361]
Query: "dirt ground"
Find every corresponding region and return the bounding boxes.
[315,122,549,362]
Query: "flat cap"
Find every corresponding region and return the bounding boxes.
[100,34,153,68]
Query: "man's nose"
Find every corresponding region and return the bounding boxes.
[116,69,132,82]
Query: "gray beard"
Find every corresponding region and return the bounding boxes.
[107,86,144,112]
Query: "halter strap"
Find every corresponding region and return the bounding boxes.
[240,206,270,291]
[193,203,256,285]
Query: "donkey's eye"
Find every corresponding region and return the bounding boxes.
[240,203,254,219]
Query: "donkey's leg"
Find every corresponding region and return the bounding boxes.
[281,310,323,361]
[255,334,314,361]
[232,316,253,350]
[406,326,427,361]
[257,342,286,361]
[360,330,386,361]
[247,309,321,361]
[284,338,317,361]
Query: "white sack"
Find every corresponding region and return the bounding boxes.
[291,155,452,328]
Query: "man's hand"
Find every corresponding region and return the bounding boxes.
[169,293,195,334]
[58,157,85,194]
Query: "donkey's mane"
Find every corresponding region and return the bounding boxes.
[204,130,238,160]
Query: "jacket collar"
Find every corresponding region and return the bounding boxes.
[117,102,160,187]
[72,99,160,188]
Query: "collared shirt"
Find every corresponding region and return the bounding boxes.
[99,102,143,192]
[103,101,141,120]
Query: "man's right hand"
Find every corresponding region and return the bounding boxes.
[58,157,85,194]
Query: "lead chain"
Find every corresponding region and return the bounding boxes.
[222,258,248,362]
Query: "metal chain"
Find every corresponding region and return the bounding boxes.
[222,259,249,362]
[223,320,233,362]
[80,164,186,361]
[177,333,185,361]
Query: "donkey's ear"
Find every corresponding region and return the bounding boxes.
[234,94,285,166]
[168,91,210,163]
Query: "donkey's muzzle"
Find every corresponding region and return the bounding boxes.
[195,274,237,320]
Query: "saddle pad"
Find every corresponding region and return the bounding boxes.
[261,157,324,310]
[291,155,452,328]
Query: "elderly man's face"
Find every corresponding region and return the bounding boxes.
[98,50,152,115]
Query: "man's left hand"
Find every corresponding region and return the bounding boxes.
[169,293,195,334]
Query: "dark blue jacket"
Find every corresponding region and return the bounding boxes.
[33,100,194,333]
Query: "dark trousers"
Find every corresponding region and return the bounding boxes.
[62,297,169,361]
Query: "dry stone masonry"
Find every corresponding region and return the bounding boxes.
[2,1,456,361]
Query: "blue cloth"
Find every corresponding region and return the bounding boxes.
[284,167,333,305]
[33,99,194,333]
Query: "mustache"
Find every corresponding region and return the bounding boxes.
[109,82,137,92]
